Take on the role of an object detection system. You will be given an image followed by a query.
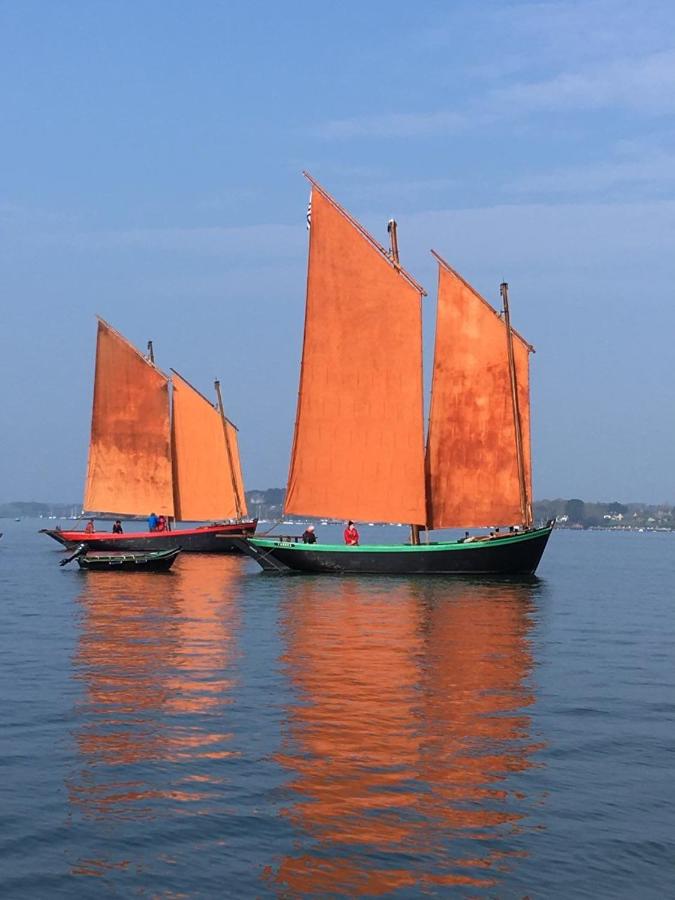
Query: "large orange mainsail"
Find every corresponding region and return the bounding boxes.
[425,255,533,529]
[84,318,174,517]
[171,372,247,522]
[284,180,427,524]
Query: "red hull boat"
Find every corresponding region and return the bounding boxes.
[41,520,257,553]
[41,319,257,556]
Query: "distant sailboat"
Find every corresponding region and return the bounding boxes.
[242,175,552,574]
[41,319,256,552]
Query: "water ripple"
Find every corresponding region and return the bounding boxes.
[0,525,673,896]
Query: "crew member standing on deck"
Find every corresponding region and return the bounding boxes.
[84,519,95,534]
[302,525,317,544]
[148,512,158,532]
[112,520,123,534]
[344,521,359,546]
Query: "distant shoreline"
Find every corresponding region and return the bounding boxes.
[2,492,674,532]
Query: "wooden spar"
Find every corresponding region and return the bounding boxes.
[387,219,400,270]
[388,218,422,546]
[214,379,243,521]
[500,282,532,528]
[148,336,170,528]
[430,251,535,353]
[303,171,427,296]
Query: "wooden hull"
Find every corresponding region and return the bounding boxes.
[41,520,257,553]
[242,525,553,576]
[76,548,181,571]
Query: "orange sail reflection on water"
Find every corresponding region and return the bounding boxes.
[68,556,243,832]
[269,578,544,896]
[416,584,544,846]
[164,555,242,718]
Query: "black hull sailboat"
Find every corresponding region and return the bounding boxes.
[241,525,552,576]
[242,176,552,578]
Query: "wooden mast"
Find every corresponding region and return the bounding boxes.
[147,335,172,527]
[500,282,532,528]
[214,379,244,521]
[144,339,174,527]
[388,218,421,546]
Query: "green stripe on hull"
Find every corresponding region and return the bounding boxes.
[250,525,551,554]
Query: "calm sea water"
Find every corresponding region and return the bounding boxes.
[0,521,672,898]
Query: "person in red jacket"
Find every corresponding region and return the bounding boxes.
[344,521,359,546]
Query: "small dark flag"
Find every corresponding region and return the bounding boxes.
[306,194,312,231]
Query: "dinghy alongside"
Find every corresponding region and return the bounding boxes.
[59,544,181,572]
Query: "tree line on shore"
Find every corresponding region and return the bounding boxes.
[244,492,675,530]
[535,498,674,529]
[2,491,673,530]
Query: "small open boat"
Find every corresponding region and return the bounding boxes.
[59,544,181,572]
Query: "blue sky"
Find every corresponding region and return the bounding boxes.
[2,0,675,504]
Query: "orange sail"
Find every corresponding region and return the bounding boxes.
[84,319,174,517]
[284,179,427,524]
[171,372,247,522]
[426,255,532,529]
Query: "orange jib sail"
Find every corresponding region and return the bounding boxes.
[171,372,247,522]
[426,256,532,529]
[284,180,427,524]
[84,319,174,517]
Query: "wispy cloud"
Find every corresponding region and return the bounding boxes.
[313,110,467,140]
[417,1,675,71]
[0,211,305,262]
[54,223,305,262]
[0,201,79,228]
[494,49,675,115]
[506,145,675,195]
[314,47,675,141]
[329,177,460,214]
[313,0,675,141]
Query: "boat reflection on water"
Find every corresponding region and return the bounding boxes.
[67,556,244,878]
[270,577,547,896]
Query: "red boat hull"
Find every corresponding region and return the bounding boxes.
[41,521,257,553]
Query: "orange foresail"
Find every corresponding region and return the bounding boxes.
[83,319,174,517]
[426,256,532,529]
[284,182,427,524]
[171,372,247,522]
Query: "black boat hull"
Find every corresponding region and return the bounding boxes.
[76,548,181,571]
[41,521,257,554]
[243,525,553,576]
